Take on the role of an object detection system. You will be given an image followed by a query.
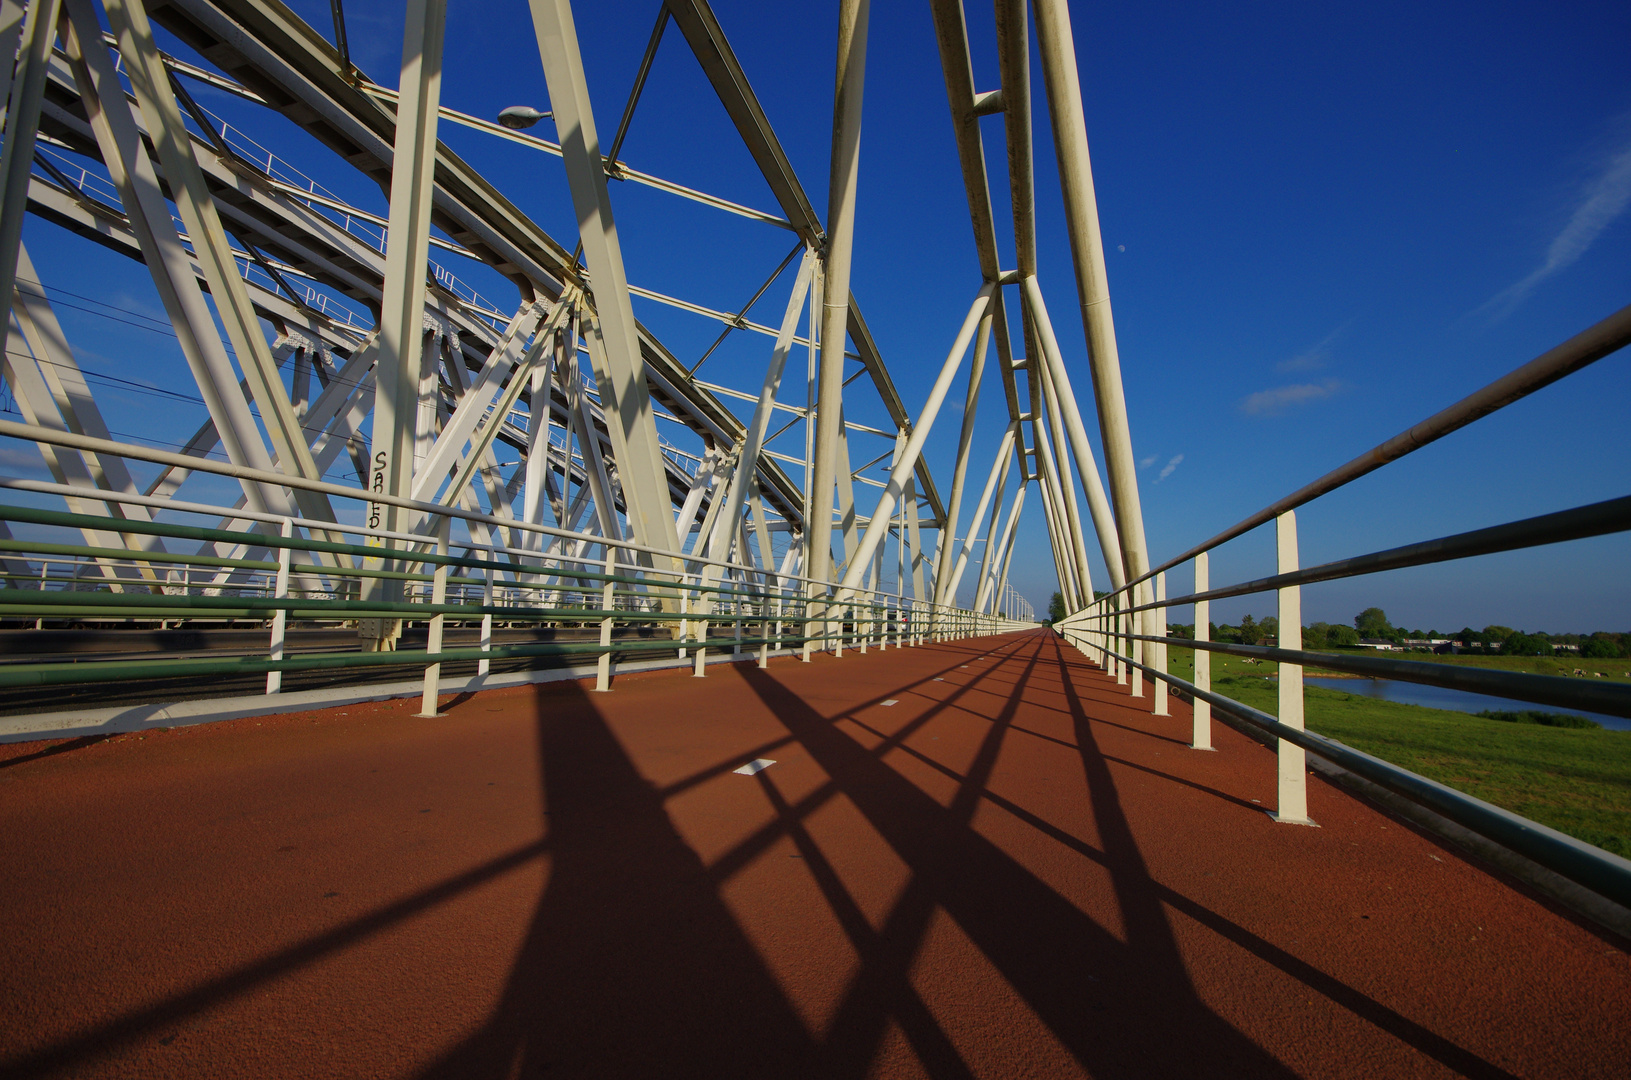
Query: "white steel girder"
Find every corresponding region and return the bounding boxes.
[527,0,681,565]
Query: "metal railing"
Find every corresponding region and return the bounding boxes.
[0,422,1026,714]
[1053,301,1631,908]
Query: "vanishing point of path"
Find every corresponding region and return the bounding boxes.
[0,629,1625,1078]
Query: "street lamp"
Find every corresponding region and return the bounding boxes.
[497,105,551,130]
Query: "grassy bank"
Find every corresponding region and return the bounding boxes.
[1161,650,1631,857]
[1301,648,1631,682]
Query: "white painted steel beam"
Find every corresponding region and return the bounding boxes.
[838,285,993,591]
[528,0,681,565]
[366,0,445,555]
[0,0,60,326]
[808,0,871,591]
[1030,0,1152,592]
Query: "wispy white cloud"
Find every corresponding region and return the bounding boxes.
[1138,455,1158,469]
[1155,454,1183,483]
[1240,379,1344,417]
[1276,323,1348,373]
[1480,131,1631,318]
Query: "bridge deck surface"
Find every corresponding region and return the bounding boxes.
[0,629,1625,1079]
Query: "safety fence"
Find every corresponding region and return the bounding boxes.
[1054,301,1631,909]
[0,436,1027,719]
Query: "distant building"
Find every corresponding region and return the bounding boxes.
[1357,638,1400,651]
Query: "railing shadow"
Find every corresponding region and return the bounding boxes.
[1043,632,1521,1080]
[0,630,1526,1080]
[732,633,1297,1079]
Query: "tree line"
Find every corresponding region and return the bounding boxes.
[1050,595,1631,659]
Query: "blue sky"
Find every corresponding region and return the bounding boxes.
[18,0,1631,633]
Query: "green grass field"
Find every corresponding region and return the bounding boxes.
[1159,649,1631,857]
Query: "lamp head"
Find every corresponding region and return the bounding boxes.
[497,105,550,130]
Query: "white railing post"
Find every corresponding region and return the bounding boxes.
[417,513,450,717]
[1153,572,1169,715]
[265,518,292,694]
[479,542,494,677]
[1192,552,1213,750]
[1274,511,1312,824]
[775,585,785,657]
[679,586,690,660]
[596,546,617,691]
[732,585,743,656]
[801,585,814,661]
[1129,584,1144,699]
[759,584,771,669]
[1115,596,1127,684]
[694,573,710,677]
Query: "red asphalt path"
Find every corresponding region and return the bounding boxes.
[0,629,1626,1079]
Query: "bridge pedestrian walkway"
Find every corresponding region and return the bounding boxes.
[0,629,1624,1079]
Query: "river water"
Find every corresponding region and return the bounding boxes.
[1303,676,1630,732]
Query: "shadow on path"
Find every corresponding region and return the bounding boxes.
[734,632,1297,1079]
[417,678,821,1079]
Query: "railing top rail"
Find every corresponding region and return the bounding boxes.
[0,427,964,612]
[1103,494,1631,617]
[1066,630,1631,909]
[1102,302,1631,602]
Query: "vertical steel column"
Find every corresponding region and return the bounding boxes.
[1274,511,1313,824]
[808,0,871,590]
[417,514,450,716]
[368,0,445,560]
[0,0,60,324]
[0,0,27,128]
[1031,0,1151,597]
[529,0,681,560]
[1192,552,1212,750]
[802,264,820,581]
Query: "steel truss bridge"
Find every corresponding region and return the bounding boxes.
[1,0,1630,949]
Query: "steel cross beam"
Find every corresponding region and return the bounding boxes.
[663,0,946,529]
[144,0,808,528]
